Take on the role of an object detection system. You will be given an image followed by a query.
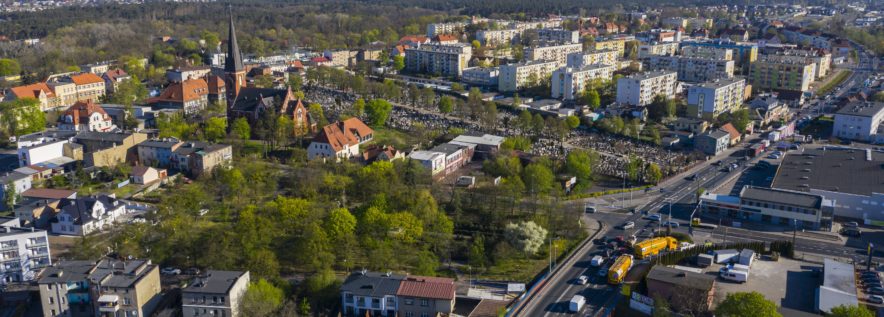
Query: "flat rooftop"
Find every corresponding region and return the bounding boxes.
[740,186,823,209]
[772,147,884,196]
[835,101,884,118]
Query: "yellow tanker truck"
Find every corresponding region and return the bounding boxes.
[633,236,679,259]
[607,254,634,284]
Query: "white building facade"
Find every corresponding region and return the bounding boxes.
[615,70,678,106]
[551,64,616,100]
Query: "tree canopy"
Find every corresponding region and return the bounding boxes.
[715,292,780,317]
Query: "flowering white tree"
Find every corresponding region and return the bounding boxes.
[504,221,548,255]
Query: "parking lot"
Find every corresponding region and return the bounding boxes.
[711,257,820,313]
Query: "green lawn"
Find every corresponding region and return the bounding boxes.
[368,126,419,149]
[816,70,852,96]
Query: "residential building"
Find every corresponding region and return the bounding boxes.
[680,46,734,61]
[700,186,833,230]
[148,78,210,115]
[80,63,110,75]
[323,50,356,68]
[51,194,127,236]
[0,217,51,283]
[408,151,446,177]
[638,42,680,58]
[130,166,166,185]
[635,29,682,43]
[832,102,884,142]
[166,66,213,83]
[719,28,749,42]
[404,44,472,77]
[537,29,580,44]
[6,83,62,111]
[101,69,130,94]
[646,266,716,312]
[524,43,582,65]
[680,40,758,73]
[340,271,455,317]
[307,118,374,161]
[695,129,730,155]
[0,172,32,209]
[38,260,98,317]
[181,270,251,317]
[498,60,559,92]
[426,22,467,37]
[749,54,816,93]
[817,259,857,314]
[206,75,227,107]
[662,17,713,29]
[592,38,627,57]
[398,35,430,49]
[136,138,184,168]
[669,117,710,134]
[432,34,459,45]
[748,94,790,127]
[565,50,620,68]
[771,148,884,223]
[615,70,678,106]
[57,73,106,104]
[761,48,832,80]
[782,27,832,49]
[361,145,404,163]
[645,56,734,82]
[396,276,456,317]
[461,67,500,87]
[91,258,162,317]
[686,77,747,119]
[57,100,116,132]
[720,123,742,145]
[74,131,147,167]
[17,139,74,167]
[136,139,232,177]
[551,64,616,100]
[476,29,521,46]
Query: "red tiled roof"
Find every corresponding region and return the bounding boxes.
[9,83,54,99]
[61,100,109,126]
[311,56,330,63]
[103,68,128,82]
[399,35,429,44]
[151,78,208,103]
[313,118,374,152]
[396,276,455,300]
[69,73,103,86]
[720,123,741,139]
[434,34,458,42]
[21,188,76,200]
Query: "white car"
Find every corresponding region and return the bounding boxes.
[621,221,635,230]
[577,275,589,285]
[161,267,181,275]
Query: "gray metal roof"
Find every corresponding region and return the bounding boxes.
[817,258,857,313]
[38,260,96,284]
[431,143,467,155]
[341,272,404,297]
[740,186,822,209]
[835,101,884,118]
[646,266,715,291]
[89,259,155,288]
[183,270,248,295]
[772,148,884,196]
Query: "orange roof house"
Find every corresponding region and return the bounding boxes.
[58,100,115,132]
[69,73,104,85]
[148,78,209,114]
[307,118,374,160]
[720,123,742,145]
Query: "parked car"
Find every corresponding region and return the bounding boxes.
[585,206,597,213]
[161,267,181,275]
[663,221,680,228]
[845,221,860,228]
[621,221,635,230]
[869,295,884,304]
[645,214,661,222]
[577,275,589,285]
[598,266,609,277]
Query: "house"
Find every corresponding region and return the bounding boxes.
[669,118,710,134]
[309,56,333,67]
[720,28,749,42]
[50,194,127,236]
[206,75,227,107]
[307,118,374,161]
[362,145,404,163]
[57,100,117,132]
[130,166,167,185]
[396,276,456,317]
[16,188,75,227]
[169,142,233,178]
[101,69,130,94]
[0,172,32,210]
[340,271,456,317]
[137,138,184,168]
[646,266,716,312]
[719,123,742,145]
[0,216,51,284]
[749,94,790,127]
[6,82,60,111]
[148,78,210,115]
[433,34,459,45]
[398,35,430,48]
[181,270,251,317]
[38,258,162,317]
[695,130,730,156]
[13,165,54,182]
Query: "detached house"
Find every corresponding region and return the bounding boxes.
[50,195,127,236]
[101,69,130,94]
[148,78,210,115]
[340,271,455,317]
[57,100,116,132]
[307,118,374,161]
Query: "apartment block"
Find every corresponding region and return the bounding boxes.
[687,77,748,120]
[646,56,734,82]
[749,55,816,93]
[182,271,251,317]
[761,48,832,80]
[404,43,472,77]
[615,70,678,106]
[525,43,583,65]
[592,38,627,57]
[498,60,559,92]
[833,101,884,142]
[0,217,51,284]
[680,46,734,61]
[476,29,521,46]
[426,22,467,37]
[680,40,758,73]
[537,28,580,44]
[662,17,713,29]
[638,42,680,58]
[551,64,616,100]
[566,50,620,68]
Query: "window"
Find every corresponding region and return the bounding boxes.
[420,299,428,307]
[49,297,54,304]
[421,313,429,317]
[405,298,414,305]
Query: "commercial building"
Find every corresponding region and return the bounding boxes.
[646,266,716,312]
[181,270,251,317]
[340,271,455,317]
[680,40,758,73]
[476,29,521,46]
[404,44,472,77]
[695,129,730,155]
[525,43,583,65]
[0,217,51,283]
[749,54,816,93]
[832,102,884,142]
[638,42,680,58]
[816,258,858,313]
[551,64,616,100]
[461,67,499,87]
[408,151,446,177]
[449,134,505,159]
[615,70,678,106]
[680,46,734,61]
[498,60,559,92]
[537,29,580,44]
[700,186,833,230]
[771,147,884,223]
[686,77,747,120]
[566,50,620,68]
[646,56,734,82]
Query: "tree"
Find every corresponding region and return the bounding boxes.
[240,279,285,317]
[392,55,405,71]
[200,30,221,50]
[365,99,393,126]
[254,74,274,88]
[715,292,780,317]
[231,117,251,141]
[504,221,548,255]
[438,96,454,113]
[648,95,676,121]
[583,89,601,110]
[353,98,366,116]
[830,305,873,317]
[308,103,328,127]
[324,208,357,242]
[652,295,672,317]
[873,91,884,102]
[204,117,227,142]
[646,163,663,185]
[565,115,580,129]
[625,154,644,184]
[522,163,554,196]
[0,98,46,136]
[4,183,16,210]
[565,149,597,187]
[108,75,148,106]
[731,108,751,133]
[451,83,465,93]
[0,59,21,76]
[471,40,481,51]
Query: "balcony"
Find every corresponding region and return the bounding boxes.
[0,245,17,251]
[26,242,47,249]
[1,257,20,263]
[97,295,120,313]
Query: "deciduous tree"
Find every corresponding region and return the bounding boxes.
[504,221,547,255]
[365,99,393,126]
[715,292,780,317]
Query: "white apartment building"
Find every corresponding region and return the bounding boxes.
[782,28,832,49]
[0,218,51,284]
[646,56,735,82]
[461,67,500,87]
[426,22,467,37]
[566,50,620,68]
[498,60,560,92]
[681,46,734,61]
[476,29,521,46]
[615,70,678,106]
[525,43,583,65]
[537,29,580,44]
[638,42,680,58]
[551,64,616,100]
[686,77,748,120]
[833,102,884,142]
[404,43,472,77]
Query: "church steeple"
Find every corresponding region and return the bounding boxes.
[224,6,246,107]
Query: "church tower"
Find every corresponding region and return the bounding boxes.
[225,8,245,107]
